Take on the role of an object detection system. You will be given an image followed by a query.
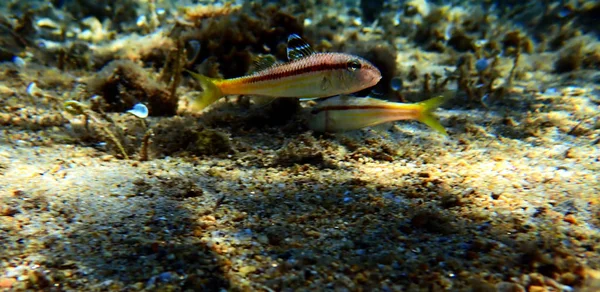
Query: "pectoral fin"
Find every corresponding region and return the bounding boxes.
[320,76,332,91]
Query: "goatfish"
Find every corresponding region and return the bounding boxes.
[187,34,382,110]
[308,95,448,135]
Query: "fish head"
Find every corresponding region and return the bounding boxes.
[333,54,382,92]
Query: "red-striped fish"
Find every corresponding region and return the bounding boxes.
[187,34,382,110]
[308,95,448,135]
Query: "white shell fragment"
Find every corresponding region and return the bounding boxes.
[26,82,43,97]
[36,18,59,29]
[127,103,149,118]
[12,56,26,68]
[136,15,148,28]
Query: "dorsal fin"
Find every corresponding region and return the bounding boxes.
[248,54,278,73]
[287,34,315,61]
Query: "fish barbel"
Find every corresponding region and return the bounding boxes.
[187,34,382,110]
[308,95,448,135]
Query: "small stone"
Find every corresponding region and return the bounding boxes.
[100,155,114,162]
[0,278,16,289]
[257,234,269,244]
[528,285,546,292]
[305,230,321,238]
[355,272,367,283]
[158,272,172,282]
[475,58,490,72]
[238,266,256,276]
[0,205,17,216]
[418,172,431,178]
[491,193,501,200]
[127,103,149,119]
[390,77,403,91]
[0,85,15,95]
[28,270,50,288]
[495,282,525,292]
[132,282,144,290]
[563,214,577,224]
[11,190,25,197]
[199,215,216,228]
[12,56,26,67]
[564,148,579,159]
[26,82,43,97]
[232,212,247,222]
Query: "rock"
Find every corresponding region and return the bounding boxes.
[28,270,51,288]
[0,205,17,216]
[238,266,256,276]
[528,285,546,292]
[563,214,577,225]
[495,282,526,292]
[0,278,16,289]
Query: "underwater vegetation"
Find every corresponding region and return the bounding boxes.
[0,0,599,291]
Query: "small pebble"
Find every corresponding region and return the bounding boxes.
[158,272,172,282]
[390,77,403,91]
[528,285,545,292]
[475,39,488,47]
[0,205,17,216]
[136,15,147,27]
[563,214,577,225]
[495,282,526,292]
[558,8,571,18]
[0,278,16,289]
[36,18,59,29]
[127,103,149,118]
[0,84,15,95]
[238,265,257,276]
[475,58,490,72]
[559,272,577,285]
[12,56,26,67]
[26,82,43,97]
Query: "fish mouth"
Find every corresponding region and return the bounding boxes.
[369,74,382,87]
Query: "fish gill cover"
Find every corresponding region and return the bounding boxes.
[0,0,599,291]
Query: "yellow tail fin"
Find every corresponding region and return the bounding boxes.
[416,95,448,136]
[186,70,223,111]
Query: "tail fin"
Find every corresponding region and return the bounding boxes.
[186,70,223,111]
[416,95,448,136]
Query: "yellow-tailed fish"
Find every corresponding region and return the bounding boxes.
[187,34,382,110]
[308,95,448,135]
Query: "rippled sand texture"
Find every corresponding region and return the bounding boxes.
[1,0,599,291]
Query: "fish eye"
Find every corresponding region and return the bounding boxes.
[346,60,361,71]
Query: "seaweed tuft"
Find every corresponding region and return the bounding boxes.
[86,60,176,116]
